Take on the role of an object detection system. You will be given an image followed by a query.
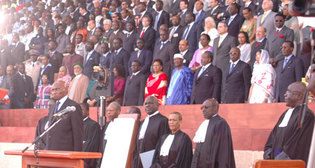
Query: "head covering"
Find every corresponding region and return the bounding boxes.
[173,53,184,59]
[256,49,270,65]
[73,62,83,69]
[29,49,40,56]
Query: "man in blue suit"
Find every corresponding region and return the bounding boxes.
[83,41,100,79]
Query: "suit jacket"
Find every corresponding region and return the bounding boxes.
[123,73,146,106]
[46,97,83,151]
[179,11,188,27]
[122,31,137,54]
[221,60,252,103]
[169,0,181,16]
[10,73,35,109]
[205,5,223,25]
[36,64,55,90]
[153,41,176,77]
[264,26,294,61]
[100,52,111,69]
[68,74,90,103]
[169,25,184,53]
[56,33,70,54]
[275,56,304,102]
[50,50,64,73]
[191,64,222,104]
[137,27,156,51]
[250,38,267,68]
[240,1,256,17]
[62,53,84,77]
[83,50,100,79]
[109,30,124,51]
[256,11,277,39]
[137,11,154,31]
[10,42,25,66]
[212,35,237,71]
[182,50,194,67]
[128,49,153,76]
[110,48,130,76]
[226,14,245,38]
[182,23,202,52]
[153,10,170,31]
[194,10,206,25]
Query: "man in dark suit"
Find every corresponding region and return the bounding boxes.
[100,43,111,69]
[265,13,294,67]
[10,63,35,109]
[191,51,222,104]
[37,55,54,90]
[178,40,194,67]
[83,41,100,79]
[136,2,154,31]
[221,47,252,103]
[181,11,203,52]
[10,33,25,66]
[275,41,304,102]
[179,0,190,26]
[128,38,153,77]
[153,0,170,31]
[123,60,146,106]
[250,26,267,68]
[240,0,256,17]
[122,21,137,54]
[46,80,83,151]
[169,0,181,17]
[212,21,238,71]
[169,16,184,53]
[0,65,11,109]
[137,15,156,51]
[110,38,130,76]
[194,1,207,25]
[153,29,176,77]
[226,3,245,38]
[205,0,223,25]
[48,40,64,74]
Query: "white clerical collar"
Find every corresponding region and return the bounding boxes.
[160,134,175,156]
[230,59,240,65]
[57,96,68,110]
[279,107,295,127]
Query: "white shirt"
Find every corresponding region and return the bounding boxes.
[56,96,68,111]
[180,49,188,56]
[230,59,240,67]
[218,33,228,47]
[139,111,160,139]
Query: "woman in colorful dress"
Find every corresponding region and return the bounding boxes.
[240,7,256,43]
[106,64,126,105]
[145,59,168,105]
[189,34,212,72]
[34,74,52,109]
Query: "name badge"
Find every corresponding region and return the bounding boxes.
[173,33,178,37]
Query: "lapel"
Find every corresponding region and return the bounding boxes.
[272,27,285,42]
[196,65,210,81]
[218,35,228,48]
[281,56,294,73]
[227,62,240,78]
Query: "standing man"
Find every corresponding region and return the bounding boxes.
[193,1,206,25]
[153,0,170,31]
[221,47,251,103]
[83,41,100,79]
[132,96,170,168]
[151,112,193,168]
[191,51,222,104]
[256,0,277,39]
[178,40,194,67]
[166,54,193,105]
[249,26,267,67]
[56,23,71,54]
[46,80,83,151]
[62,44,84,77]
[137,15,156,51]
[48,40,64,74]
[122,21,137,54]
[264,82,314,164]
[181,11,202,53]
[123,60,146,106]
[225,3,244,38]
[191,98,235,168]
[110,38,130,76]
[169,16,184,53]
[274,41,304,102]
[25,50,42,89]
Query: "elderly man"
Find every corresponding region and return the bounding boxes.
[250,26,267,67]
[151,112,193,168]
[68,63,89,103]
[132,96,170,168]
[191,98,235,168]
[256,0,277,39]
[46,80,83,151]
[166,54,193,105]
[264,82,314,164]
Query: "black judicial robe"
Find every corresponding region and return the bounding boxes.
[34,115,49,150]
[191,115,236,168]
[83,117,101,168]
[264,106,314,164]
[151,130,193,168]
[132,113,170,168]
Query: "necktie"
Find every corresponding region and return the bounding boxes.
[127,33,130,38]
[275,30,279,37]
[140,28,145,38]
[195,12,200,21]
[137,14,142,26]
[229,63,235,74]
[228,16,234,25]
[54,101,60,114]
[130,74,135,80]
[160,42,165,49]
[182,25,190,40]
[283,57,289,69]
[198,66,205,78]
[137,50,141,58]
[261,12,267,24]
[154,12,160,30]
[255,41,260,48]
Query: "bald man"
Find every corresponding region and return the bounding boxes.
[264,82,314,164]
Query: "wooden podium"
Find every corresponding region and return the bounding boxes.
[4,150,102,168]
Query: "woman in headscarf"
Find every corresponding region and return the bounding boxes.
[248,49,276,103]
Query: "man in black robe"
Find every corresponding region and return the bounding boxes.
[151,112,193,168]
[81,103,101,168]
[191,98,236,168]
[264,82,314,164]
[132,96,170,168]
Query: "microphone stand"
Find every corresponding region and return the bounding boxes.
[21,115,69,157]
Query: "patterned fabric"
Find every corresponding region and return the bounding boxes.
[145,73,168,105]
[188,47,212,68]
[34,85,52,109]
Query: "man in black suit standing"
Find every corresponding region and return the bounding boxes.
[178,40,194,67]
[122,21,137,54]
[153,0,170,31]
[178,0,190,27]
[37,55,54,90]
[153,29,176,77]
[213,21,237,71]
[46,80,83,151]
[275,41,304,102]
[194,1,207,25]
[168,16,184,53]
[169,0,181,17]
[128,38,153,77]
[48,40,64,74]
[10,33,25,66]
[136,2,154,31]
[137,15,156,51]
[226,3,245,38]
[123,60,146,106]
[181,11,202,53]
[110,38,130,76]
[83,41,100,79]
[10,63,35,109]
[191,51,222,104]
[221,47,252,103]
[205,0,222,25]
[249,26,267,68]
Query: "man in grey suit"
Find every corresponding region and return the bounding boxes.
[212,21,237,71]
[256,0,277,39]
[221,47,252,103]
[264,13,294,67]
[275,41,304,102]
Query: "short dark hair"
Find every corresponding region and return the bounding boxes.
[284,40,294,48]
[238,31,250,43]
[180,0,189,5]
[201,33,211,41]
[80,102,90,112]
[114,64,125,77]
[170,111,182,121]
[203,51,213,61]
[153,59,163,67]
[132,60,142,67]
[275,13,285,19]
[243,7,252,12]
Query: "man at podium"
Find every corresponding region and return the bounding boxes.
[45,80,84,151]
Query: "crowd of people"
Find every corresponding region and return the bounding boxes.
[0,0,314,109]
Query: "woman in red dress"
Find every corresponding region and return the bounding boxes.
[145,59,168,105]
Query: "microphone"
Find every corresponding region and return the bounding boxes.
[53,106,76,117]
